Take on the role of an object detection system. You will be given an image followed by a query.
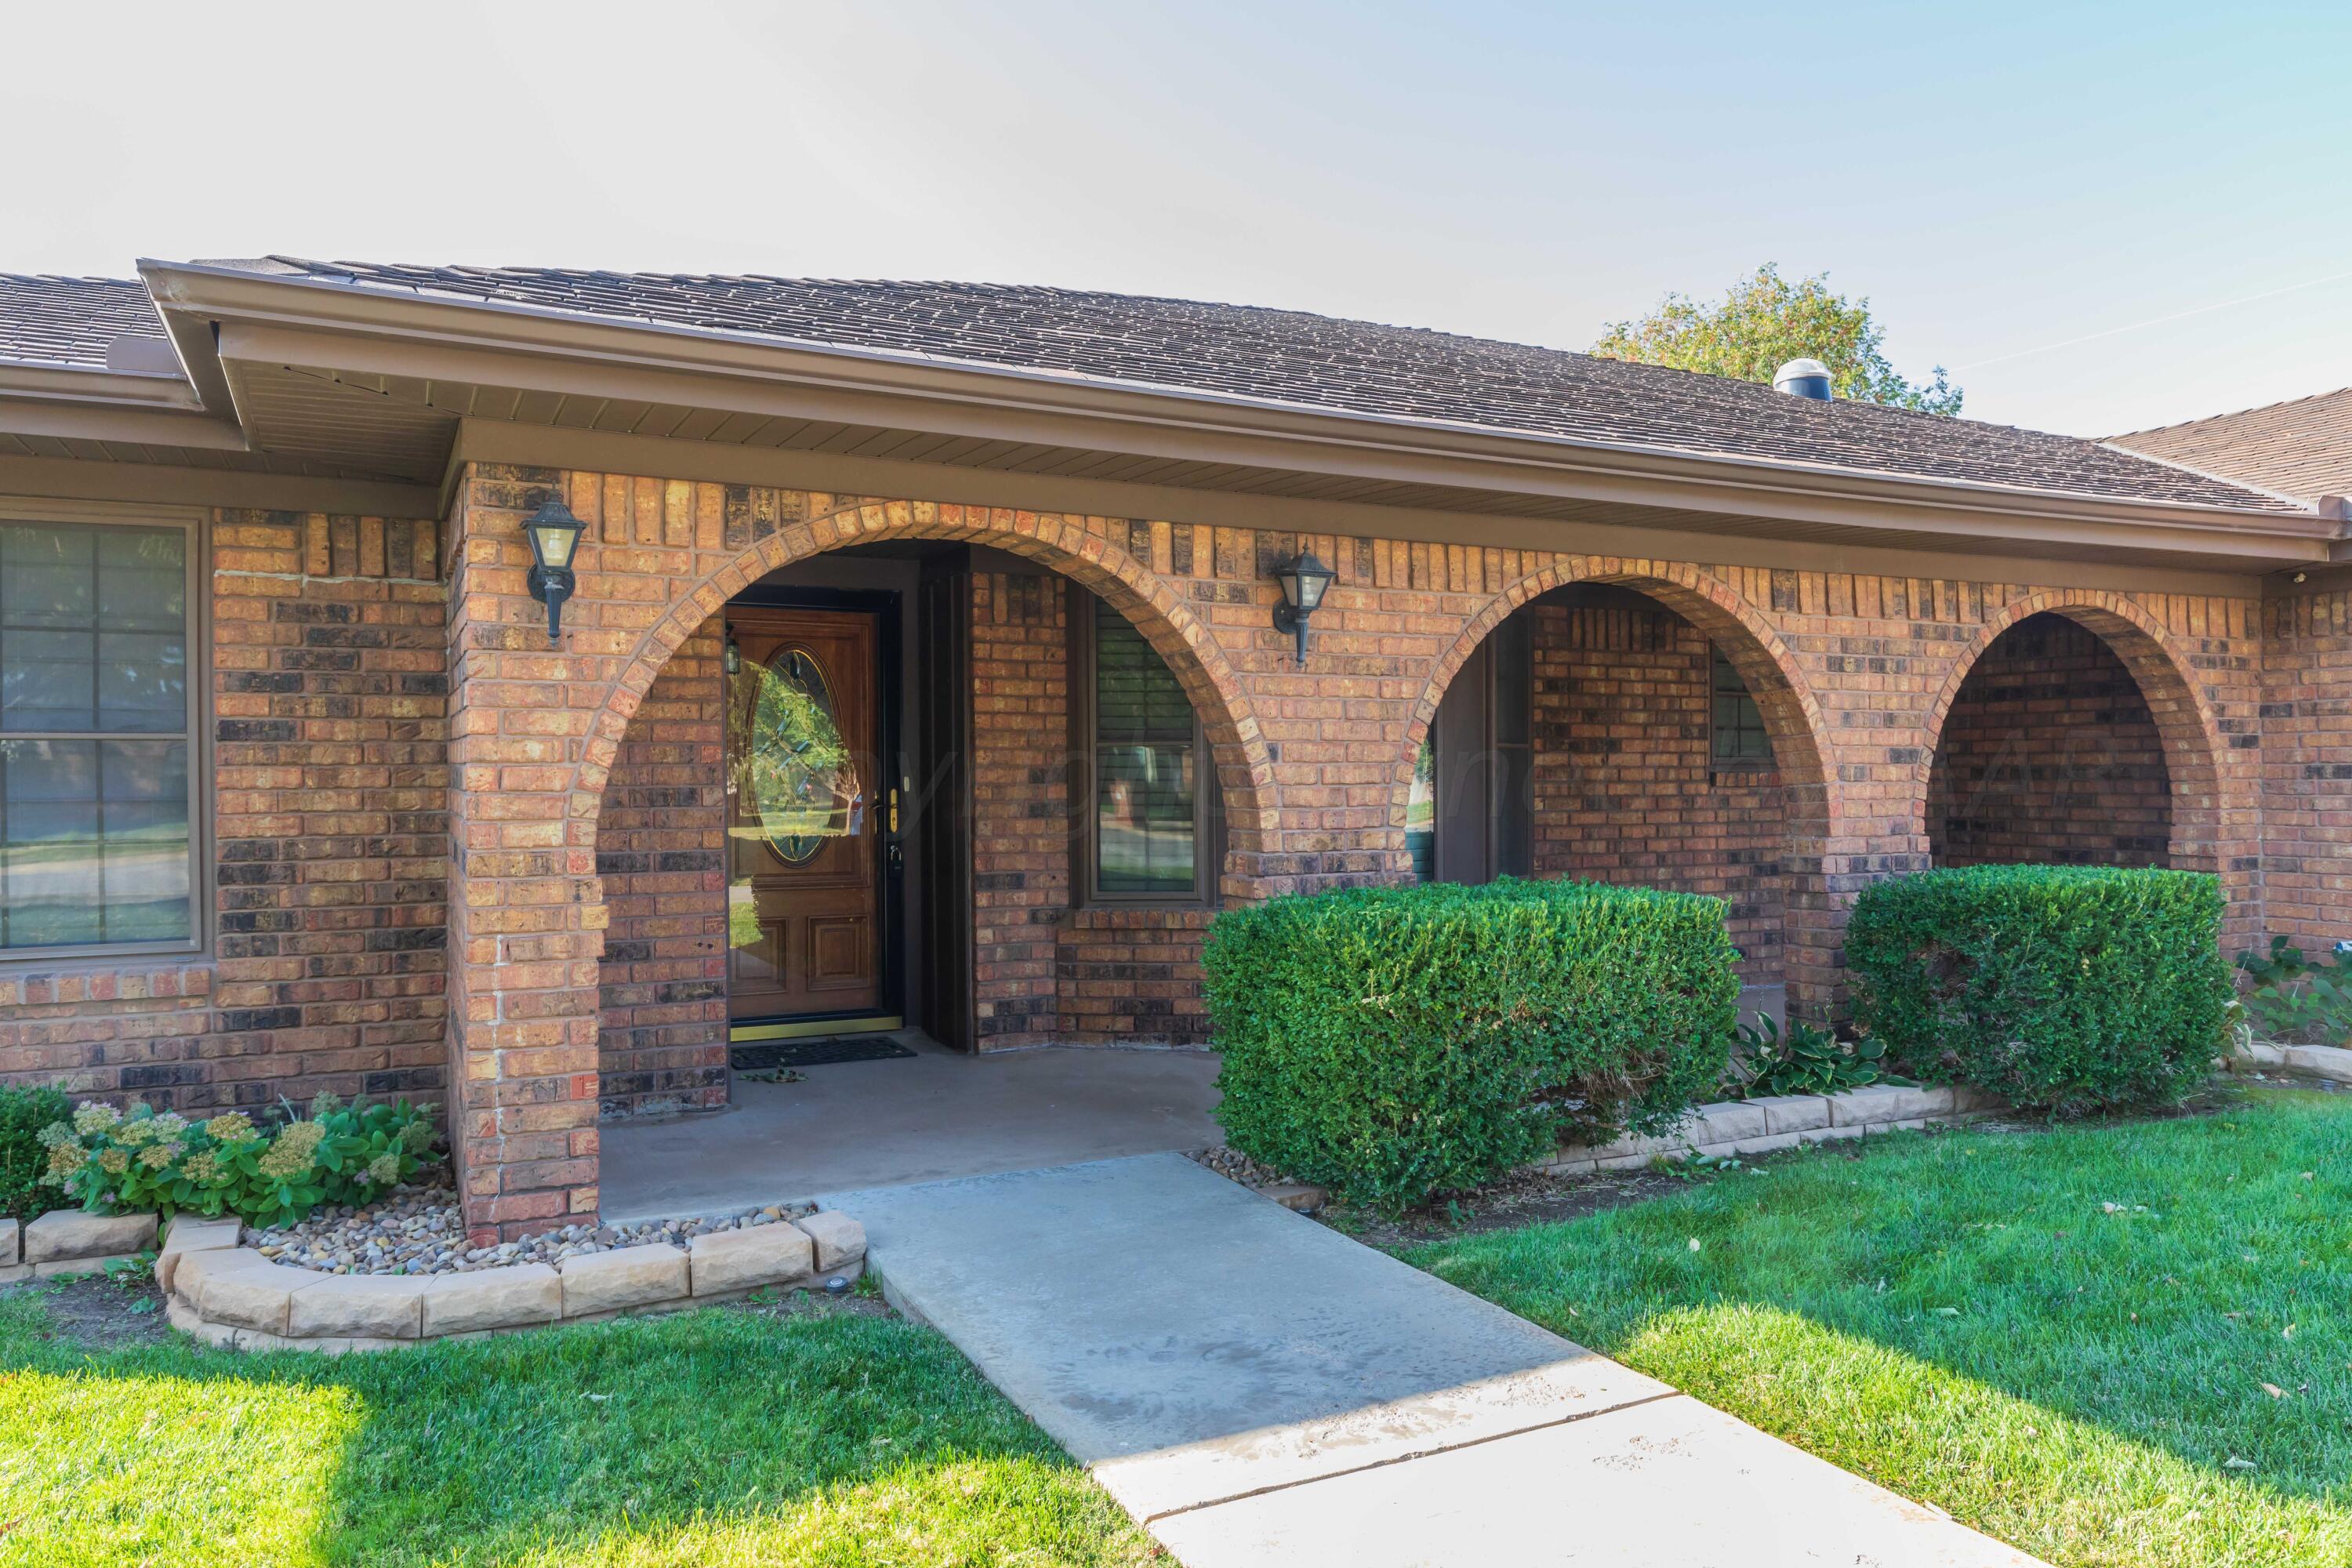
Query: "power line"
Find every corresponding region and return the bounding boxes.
[1950,267,2352,372]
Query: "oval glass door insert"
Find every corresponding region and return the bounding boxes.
[749,645,859,863]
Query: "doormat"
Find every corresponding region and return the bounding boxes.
[731,1036,917,1071]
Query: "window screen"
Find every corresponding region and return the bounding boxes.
[1091,600,1200,896]
[0,521,195,952]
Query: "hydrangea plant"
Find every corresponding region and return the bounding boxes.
[39,1093,441,1228]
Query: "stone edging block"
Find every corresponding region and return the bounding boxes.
[158,1205,869,1352]
[689,1223,814,1296]
[24,1210,157,1269]
[2281,1044,2352,1084]
[420,1263,561,1335]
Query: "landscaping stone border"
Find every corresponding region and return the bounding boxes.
[2233,1040,2352,1085]
[1250,1083,2001,1213]
[24,1205,871,1355]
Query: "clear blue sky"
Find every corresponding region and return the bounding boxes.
[8,0,2348,435]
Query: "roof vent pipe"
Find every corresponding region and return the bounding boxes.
[1772,358,1833,401]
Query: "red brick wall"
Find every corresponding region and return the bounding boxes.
[971,568,1070,1047]
[2259,587,2352,949]
[593,612,727,1115]
[1528,601,1788,982]
[0,508,448,1112]
[1928,612,2172,868]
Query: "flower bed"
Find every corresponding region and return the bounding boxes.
[245,1186,819,1276]
[150,1202,869,1353]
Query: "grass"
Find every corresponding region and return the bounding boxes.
[0,1293,1152,1567]
[1401,1087,2352,1568]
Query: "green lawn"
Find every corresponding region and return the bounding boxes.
[0,1294,1152,1567]
[1403,1087,2352,1568]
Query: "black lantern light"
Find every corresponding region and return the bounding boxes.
[1271,550,1337,666]
[522,500,589,642]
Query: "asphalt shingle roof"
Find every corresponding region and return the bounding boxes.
[0,274,167,368]
[0,261,2314,514]
[2107,389,2352,505]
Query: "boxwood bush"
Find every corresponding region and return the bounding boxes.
[1202,877,1739,1210]
[1846,864,2230,1115]
[0,1084,71,1222]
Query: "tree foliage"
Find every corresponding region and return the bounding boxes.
[1592,263,1962,416]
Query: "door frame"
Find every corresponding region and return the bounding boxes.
[723,584,907,1039]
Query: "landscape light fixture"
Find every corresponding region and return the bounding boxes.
[522,500,588,642]
[1271,550,1337,666]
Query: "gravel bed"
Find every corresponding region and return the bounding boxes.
[245,1186,818,1276]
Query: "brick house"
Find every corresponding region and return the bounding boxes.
[0,260,2343,1240]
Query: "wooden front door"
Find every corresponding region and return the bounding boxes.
[726,606,885,1024]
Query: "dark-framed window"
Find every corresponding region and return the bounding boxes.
[0,510,201,959]
[1071,590,1214,902]
[1710,645,1773,769]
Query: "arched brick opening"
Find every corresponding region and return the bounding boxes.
[1926,612,2173,869]
[1399,559,1840,1019]
[1920,592,2239,880]
[447,489,1279,1238]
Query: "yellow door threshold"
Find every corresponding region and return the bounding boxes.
[729,1014,904,1044]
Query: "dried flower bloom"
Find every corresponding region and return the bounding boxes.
[149,1112,189,1140]
[96,1148,130,1175]
[399,1119,437,1152]
[181,1150,220,1183]
[307,1091,343,1120]
[116,1119,159,1148]
[256,1120,325,1180]
[203,1112,258,1144]
[43,1140,87,1181]
[137,1142,180,1171]
[34,1122,75,1150]
[364,1152,401,1186]
[71,1102,122,1136]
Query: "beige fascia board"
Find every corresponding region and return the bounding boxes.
[147,260,2336,557]
[0,360,205,410]
[452,422,2268,598]
[0,454,440,517]
[227,318,2329,573]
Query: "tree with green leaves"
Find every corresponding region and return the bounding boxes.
[1592,263,1962,416]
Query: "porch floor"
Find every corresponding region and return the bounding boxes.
[598,1033,1223,1224]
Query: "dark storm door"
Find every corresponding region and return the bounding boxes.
[726,606,887,1025]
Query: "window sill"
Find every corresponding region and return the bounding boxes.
[1069,905,1218,931]
[0,956,216,1009]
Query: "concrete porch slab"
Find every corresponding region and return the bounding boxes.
[837,1151,2042,1566]
[599,1036,1221,1224]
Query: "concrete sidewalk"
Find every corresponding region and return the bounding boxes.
[833,1152,2044,1568]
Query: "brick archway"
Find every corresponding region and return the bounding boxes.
[1918,590,2243,880]
[573,498,1279,858]
[1399,557,1843,1017]
[445,485,1278,1239]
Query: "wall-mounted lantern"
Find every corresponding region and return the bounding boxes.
[724,636,742,676]
[1271,550,1337,666]
[522,500,589,643]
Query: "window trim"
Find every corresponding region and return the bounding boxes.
[0,497,209,967]
[1066,582,1218,909]
[1708,643,1776,777]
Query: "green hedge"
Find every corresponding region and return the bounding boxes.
[0,1085,71,1222]
[1846,865,2230,1114]
[1202,877,1739,1210]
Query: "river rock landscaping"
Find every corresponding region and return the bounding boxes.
[245,1184,819,1276]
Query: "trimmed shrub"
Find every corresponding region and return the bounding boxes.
[0,1084,72,1222]
[1202,877,1739,1210]
[1846,864,2230,1114]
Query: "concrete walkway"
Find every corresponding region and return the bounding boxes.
[836,1152,2044,1567]
[601,1038,1220,1223]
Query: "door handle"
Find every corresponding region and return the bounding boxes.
[888,786,900,833]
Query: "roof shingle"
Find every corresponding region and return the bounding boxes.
[2107,390,2352,506]
[0,274,167,368]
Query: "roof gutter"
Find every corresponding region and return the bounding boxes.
[136,260,2343,556]
[0,358,246,448]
